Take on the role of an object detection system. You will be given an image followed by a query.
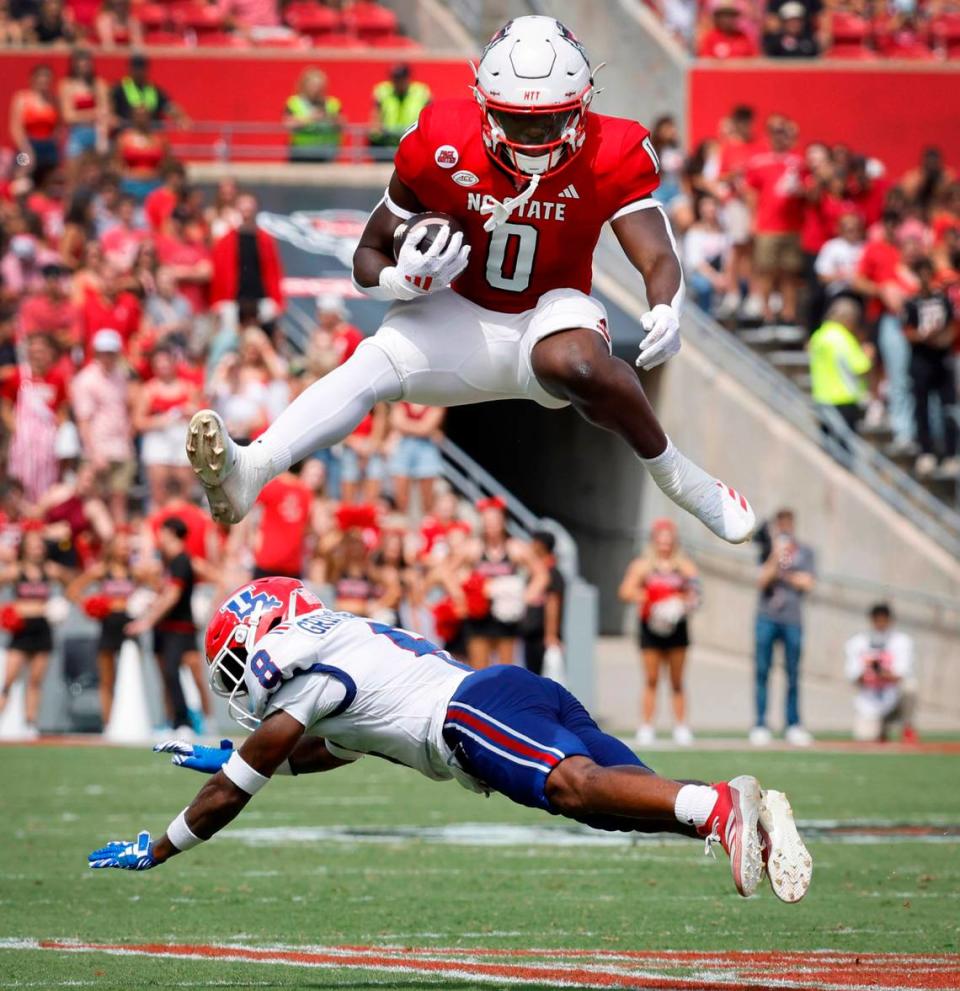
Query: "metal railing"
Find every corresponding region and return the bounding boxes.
[169,121,406,163]
[594,233,960,560]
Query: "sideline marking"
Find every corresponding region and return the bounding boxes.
[2,939,958,991]
[221,820,960,849]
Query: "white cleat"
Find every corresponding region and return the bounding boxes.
[709,479,757,544]
[759,789,813,903]
[700,774,764,898]
[185,410,269,524]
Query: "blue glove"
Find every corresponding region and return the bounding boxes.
[88,831,156,871]
[154,738,234,773]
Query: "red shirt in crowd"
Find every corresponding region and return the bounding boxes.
[857,238,919,317]
[746,150,806,234]
[0,364,69,412]
[101,224,147,269]
[17,294,81,345]
[717,136,766,182]
[801,180,849,255]
[154,233,212,314]
[697,29,759,58]
[254,474,311,576]
[148,500,217,562]
[144,186,177,233]
[81,285,142,351]
[333,323,364,365]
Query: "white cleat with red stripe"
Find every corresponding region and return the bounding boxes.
[642,440,757,544]
[698,775,765,898]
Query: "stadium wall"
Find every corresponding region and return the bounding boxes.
[688,61,960,178]
[638,317,960,723]
[0,50,473,158]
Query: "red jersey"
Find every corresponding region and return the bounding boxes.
[393,99,660,314]
[254,475,311,576]
[746,151,806,235]
[697,30,758,58]
[144,186,177,233]
[82,286,142,351]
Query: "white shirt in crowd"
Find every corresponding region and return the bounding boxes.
[844,628,914,719]
[683,226,730,274]
[815,237,865,288]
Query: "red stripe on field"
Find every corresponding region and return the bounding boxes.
[33,941,960,991]
[446,708,561,767]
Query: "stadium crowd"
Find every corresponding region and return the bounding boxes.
[0,70,566,737]
[657,105,960,477]
[656,0,960,60]
[0,0,414,50]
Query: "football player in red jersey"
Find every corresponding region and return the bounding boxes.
[186,16,755,545]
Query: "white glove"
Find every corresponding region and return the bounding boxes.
[636,304,681,370]
[378,224,471,301]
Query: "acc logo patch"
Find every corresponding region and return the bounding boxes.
[435,145,459,168]
[452,170,479,187]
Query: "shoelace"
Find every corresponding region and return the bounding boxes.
[703,821,721,859]
[480,173,542,232]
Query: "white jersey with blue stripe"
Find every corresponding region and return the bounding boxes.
[247,610,474,783]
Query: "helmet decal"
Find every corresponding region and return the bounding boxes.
[222,586,283,620]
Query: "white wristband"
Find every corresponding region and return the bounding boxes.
[222,751,270,796]
[167,808,203,851]
[352,267,413,302]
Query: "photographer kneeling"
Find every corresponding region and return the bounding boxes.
[844,604,918,743]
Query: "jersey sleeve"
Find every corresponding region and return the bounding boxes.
[608,122,662,222]
[265,672,347,729]
[392,102,435,194]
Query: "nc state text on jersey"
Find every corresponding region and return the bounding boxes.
[466,192,568,222]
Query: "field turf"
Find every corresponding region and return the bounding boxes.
[1,742,958,990]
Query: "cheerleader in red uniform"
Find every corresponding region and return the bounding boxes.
[619,518,701,748]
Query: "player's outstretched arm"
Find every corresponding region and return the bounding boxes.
[88,711,305,872]
[611,206,685,371]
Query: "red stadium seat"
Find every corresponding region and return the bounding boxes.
[284,2,341,35]
[175,3,228,32]
[144,28,189,44]
[67,0,100,27]
[138,3,173,29]
[344,1,398,39]
[194,30,248,46]
[825,10,872,55]
[930,12,960,56]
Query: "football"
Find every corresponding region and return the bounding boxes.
[393,211,466,261]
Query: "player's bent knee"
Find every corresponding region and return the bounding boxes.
[532,332,609,401]
[545,755,603,816]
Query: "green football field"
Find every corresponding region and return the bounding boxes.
[1,741,958,990]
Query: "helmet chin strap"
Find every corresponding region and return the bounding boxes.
[481,172,542,233]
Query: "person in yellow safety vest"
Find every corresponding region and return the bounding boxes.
[110,54,188,130]
[808,297,874,432]
[284,68,344,163]
[369,63,431,148]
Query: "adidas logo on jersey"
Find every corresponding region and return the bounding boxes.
[558,184,580,199]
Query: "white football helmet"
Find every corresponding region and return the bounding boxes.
[474,16,596,179]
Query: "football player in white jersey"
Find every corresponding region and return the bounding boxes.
[89,577,812,903]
